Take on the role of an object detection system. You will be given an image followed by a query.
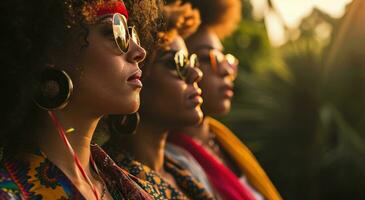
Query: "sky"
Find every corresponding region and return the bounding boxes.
[251,0,353,46]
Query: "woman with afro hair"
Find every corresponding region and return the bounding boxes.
[100,1,215,199]
[0,0,163,199]
[167,0,283,199]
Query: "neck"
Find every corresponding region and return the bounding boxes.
[180,116,210,143]
[117,119,168,174]
[37,105,101,179]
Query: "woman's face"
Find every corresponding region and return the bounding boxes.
[64,14,146,116]
[140,35,204,128]
[186,29,236,116]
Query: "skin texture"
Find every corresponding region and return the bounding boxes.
[178,28,240,176]
[67,15,146,116]
[37,14,146,200]
[186,28,235,116]
[114,35,203,189]
[140,36,203,128]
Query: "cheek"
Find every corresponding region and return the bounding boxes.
[200,74,219,98]
[199,74,231,115]
[142,76,186,116]
[71,43,139,114]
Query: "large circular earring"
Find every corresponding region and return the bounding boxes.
[107,112,140,135]
[34,68,73,110]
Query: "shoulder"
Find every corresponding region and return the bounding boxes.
[165,143,202,171]
[165,144,215,194]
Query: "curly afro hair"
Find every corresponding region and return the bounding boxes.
[177,0,241,39]
[156,1,201,49]
[0,0,162,154]
[141,0,200,70]
[124,0,164,52]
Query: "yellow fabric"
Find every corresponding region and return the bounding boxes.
[207,117,282,200]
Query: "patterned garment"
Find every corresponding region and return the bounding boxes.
[106,149,214,200]
[0,151,87,200]
[0,148,154,200]
[90,144,158,200]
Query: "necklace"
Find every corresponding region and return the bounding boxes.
[196,131,226,164]
[206,132,221,153]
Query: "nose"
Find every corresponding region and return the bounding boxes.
[126,40,146,63]
[186,66,203,84]
[219,61,236,80]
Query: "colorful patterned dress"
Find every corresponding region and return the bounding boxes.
[104,148,215,200]
[0,151,91,199]
[0,148,154,200]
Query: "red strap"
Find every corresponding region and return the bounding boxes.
[48,111,100,200]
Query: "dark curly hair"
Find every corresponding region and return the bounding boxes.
[124,0,164,53]
[0,0,162,154]
[140,0,200,75]
[177,0,241,39]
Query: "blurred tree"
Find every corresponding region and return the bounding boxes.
[220,0,365,199]
[228,41,324,200]
[223,2,273,73]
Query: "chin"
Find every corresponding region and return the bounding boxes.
[125,94,141,113]
[212,101,232,116]
[110,97,140,115]
[196,108,204,124]
[185,108,204,126]
[127,100,140,114]
[203,98,232,116]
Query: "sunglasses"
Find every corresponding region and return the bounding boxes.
[157,50,199,80]
[112,13,140,54]
[210,49,239,78]
[198,49,239,79]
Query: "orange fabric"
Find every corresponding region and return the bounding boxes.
[207,117,282,200]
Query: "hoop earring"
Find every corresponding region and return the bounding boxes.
[34,68,73,110]
[107,112,140,135]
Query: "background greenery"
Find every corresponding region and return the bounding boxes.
[221,1,365,199]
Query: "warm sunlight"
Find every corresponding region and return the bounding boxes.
[251,0,353,46]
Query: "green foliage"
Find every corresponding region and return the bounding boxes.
[223,20,273,73]
[220,2,365,198]
[228,41,323,200]
[313,105,365,199]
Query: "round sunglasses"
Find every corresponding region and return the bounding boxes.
[112,13,140,54]
[208,49,239,79]
[157,50,199,80]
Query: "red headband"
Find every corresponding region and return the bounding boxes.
[96,1,129,19]
[79,0,129,23]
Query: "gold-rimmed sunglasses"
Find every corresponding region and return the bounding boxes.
[209,49,239,79]
[157,50,199,80]
[196,48,239,79]
[112,13,140,54]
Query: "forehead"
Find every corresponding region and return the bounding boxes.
[187,29,223,52]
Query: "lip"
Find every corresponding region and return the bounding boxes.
[187,89,203,107]
[221,84,234,98]
[127,70,143,88]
